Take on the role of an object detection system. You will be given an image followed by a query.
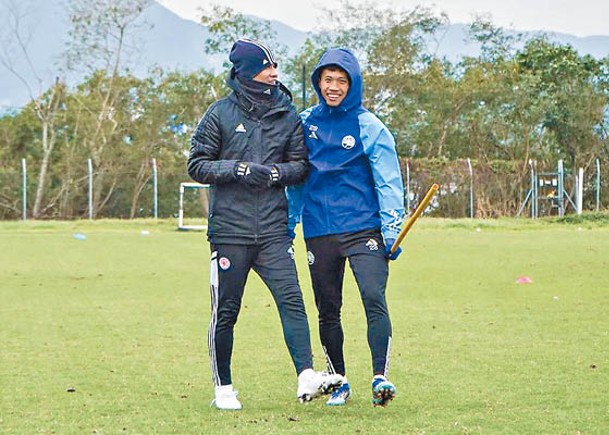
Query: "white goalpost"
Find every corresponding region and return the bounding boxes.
[178,182,210,231]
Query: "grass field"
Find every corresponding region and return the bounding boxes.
[1,217,608,434]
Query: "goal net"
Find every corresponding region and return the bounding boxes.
[178,182,210,231]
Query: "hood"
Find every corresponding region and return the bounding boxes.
[311,48,363,112]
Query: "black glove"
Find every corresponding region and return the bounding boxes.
[234,162,272,188]
[270,165,281,185]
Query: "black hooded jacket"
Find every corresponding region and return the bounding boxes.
[187,75,308,244]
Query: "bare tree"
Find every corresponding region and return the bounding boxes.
[65,0,151,217]
[0,0,66,218]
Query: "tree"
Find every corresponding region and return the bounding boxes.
[65,0,151,217]
[200,4,282,58]
[0,0,67,218]
[515,38,609,170]
[122,69,224,218]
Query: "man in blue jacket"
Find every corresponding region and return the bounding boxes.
[188,39,342,410]
[288,48,405,407]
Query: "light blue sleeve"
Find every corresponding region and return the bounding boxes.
[359,111,405,241]
[299,107,313,124]
[286,108,313,233]
[286,183,303,232]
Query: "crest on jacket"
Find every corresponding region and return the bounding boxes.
[342,135,356,149]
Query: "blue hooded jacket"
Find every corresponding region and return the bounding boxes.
[288,48,404,241]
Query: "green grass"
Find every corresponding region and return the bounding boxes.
[1,217,608,434]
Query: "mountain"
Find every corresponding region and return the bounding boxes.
[0,0,214,111]
[1,0,608,112]
[0,0,68,111]
[429,23,609,62]
[544,33,609,59]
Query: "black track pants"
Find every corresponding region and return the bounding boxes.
[208,237,313,386]
[306,229,392,377]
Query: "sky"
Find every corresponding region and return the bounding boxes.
[159,0,609,37]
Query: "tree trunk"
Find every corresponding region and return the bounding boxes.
[129,160,152,218]
[32,121,56,218]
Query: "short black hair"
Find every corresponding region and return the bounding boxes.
[319,64,351,85]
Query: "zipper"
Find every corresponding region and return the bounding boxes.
[255,119,262,241]
[324,119,335,232]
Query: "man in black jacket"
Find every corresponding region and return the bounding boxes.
[188,39,342,410]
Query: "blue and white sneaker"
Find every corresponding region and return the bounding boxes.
[371,375,396,407]
[326,382,351,406]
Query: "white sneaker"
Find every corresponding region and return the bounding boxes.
[211,385,242,410]
[297,369,344,403]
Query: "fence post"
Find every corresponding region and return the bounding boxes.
[88,158,93,220]
[576,167,584,215]
[405,160,410,216]
[152,158,158,219]
[596,158,601,212]
[529,160,536,218]
[557,159,565,217]
[21,158,27,221]
[301,64,307,112]
[466,158,473,219]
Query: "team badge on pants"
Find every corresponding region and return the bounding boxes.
[219,257,231,270]
[365,239,379,251]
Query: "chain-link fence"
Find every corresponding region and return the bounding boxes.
[0,157,606,221]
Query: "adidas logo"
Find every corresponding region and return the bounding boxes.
[263,59,269,65]
[235,123,246,133]
[264,89,271,95]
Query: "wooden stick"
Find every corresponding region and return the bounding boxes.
[390,183,439,254]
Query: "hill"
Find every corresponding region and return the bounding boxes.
[1,0,608,112]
